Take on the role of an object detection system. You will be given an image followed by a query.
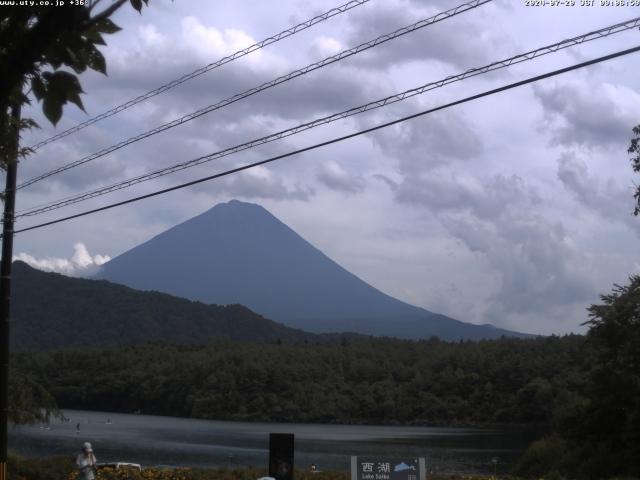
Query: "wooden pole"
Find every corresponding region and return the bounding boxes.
[0,103,21,480]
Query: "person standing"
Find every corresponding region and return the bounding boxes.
[76,442,97,480]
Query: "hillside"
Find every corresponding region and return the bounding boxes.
[10,261,321,350]
[96,200,530,341]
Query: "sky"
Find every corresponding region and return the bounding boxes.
[10,0,640,335]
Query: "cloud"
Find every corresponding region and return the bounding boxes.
[214,165,315,201]
[385,168,595,331]
[392,171,541,218]
[180,17,258,62]
[346,0,506,70]
[16,13,394,196]
[363,105,483,176]
[534,80,640,148]
[556,151,639,234]
[309,36,344,59]
[100,16,387,122]
[442,212,594,314]
[14,243,111,277]
[317,160,364,193]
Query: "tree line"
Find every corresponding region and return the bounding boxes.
[14,335,588,427]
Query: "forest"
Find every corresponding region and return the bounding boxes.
[15,335,587,427]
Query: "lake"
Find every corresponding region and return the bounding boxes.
[9,410,538,474]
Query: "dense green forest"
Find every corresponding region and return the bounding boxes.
[15,335,588,426]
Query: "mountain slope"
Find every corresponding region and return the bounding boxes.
[96,200,530,340]
[11,261,320,350]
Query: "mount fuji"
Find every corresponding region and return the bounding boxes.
[95,200,530,341]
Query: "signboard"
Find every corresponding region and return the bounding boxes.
[269,433,294,480]
[351,457,426,480]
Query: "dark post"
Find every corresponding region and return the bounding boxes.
[0,103,21,480]
[269,433,294,480]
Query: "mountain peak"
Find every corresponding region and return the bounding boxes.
[217,199,262,210]
[193,199,277,227]
[96,201,531,340]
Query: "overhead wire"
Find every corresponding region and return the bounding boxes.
[14,15,640,219]
[11,44,640,236]
[16,0,492,191]
[27,0,372,151]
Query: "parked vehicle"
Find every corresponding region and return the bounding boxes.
[96,462,142,471]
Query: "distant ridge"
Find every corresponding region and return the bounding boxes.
[11,261,326,350]
[96,200,531,341]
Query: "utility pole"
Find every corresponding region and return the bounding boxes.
[0,103,21,480]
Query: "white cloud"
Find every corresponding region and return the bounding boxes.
[309,36,343,59]
[138,24,166,49]
[181,17,256,61]
[317,160,364,193]
[14,243,111,277]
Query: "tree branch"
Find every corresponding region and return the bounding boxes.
[88,0,106,13]
[83,0,128,29]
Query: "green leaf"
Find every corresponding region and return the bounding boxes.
[95,18,122,34]
[50,71,86,112]
[67,91,85,112]
[42,97,63,126]
[86,47,106,75]
[20,118,40,131]
[40,71,86,117]
[130,0,143,12]
[84,26,106,46]
[50,70,84,93]
[64,47,88,74]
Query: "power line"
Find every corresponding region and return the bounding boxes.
[15,15,640,219]
[16,0,492,191]
[27,0,372,151]
[12,45,640,236]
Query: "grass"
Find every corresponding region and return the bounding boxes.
[9,455,638,480]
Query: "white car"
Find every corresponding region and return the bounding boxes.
[96,462,143,471]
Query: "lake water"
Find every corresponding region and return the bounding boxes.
[9,410,538,475]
